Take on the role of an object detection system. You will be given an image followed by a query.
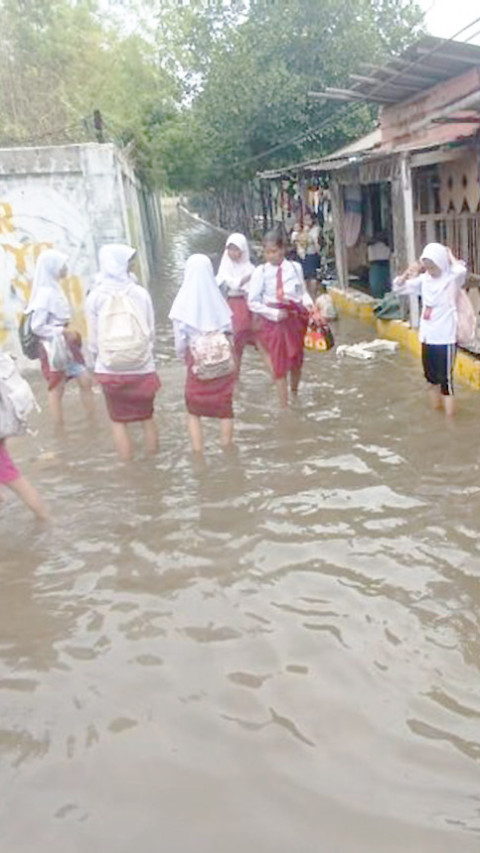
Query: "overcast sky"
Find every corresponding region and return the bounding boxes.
[419,0,480,43]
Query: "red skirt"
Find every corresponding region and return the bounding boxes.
[228,296,255,359]
[96,372,161,423]
[40,338,86,391]
[185,354,234,419]
[0,441,20,485]
[254,304,309,379]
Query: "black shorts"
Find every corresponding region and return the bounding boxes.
[421,343,456,395]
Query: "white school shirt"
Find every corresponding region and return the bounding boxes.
[30,291,71,339]
[393,261,466,345]
[86,282,156,374]
[248,260,313,322]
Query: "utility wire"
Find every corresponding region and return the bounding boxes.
[225,11,480,175]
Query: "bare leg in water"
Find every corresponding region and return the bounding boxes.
[77,372,95,419]
[427,384,442,411]
[143,418,158,455]
[290,366,302,400]
[48,372,94,428]
[220,418,234,447]
[275,377,289,408]
[188,414,204,454]
[8,476,49,521]
[443,394,455,417]
[111,422,133,462]
[48,381,66,428]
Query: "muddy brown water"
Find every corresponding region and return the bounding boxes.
[2,208,480,852]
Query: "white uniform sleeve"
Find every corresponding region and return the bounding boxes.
[30,308,58,339]
[293,262,314,309]
[392,275,422,296]
[248,265,283,322]
[142,289,156,346]
[173,321,188,358]
[85,291,99,366]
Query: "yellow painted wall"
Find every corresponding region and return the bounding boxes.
[0,198,87,350]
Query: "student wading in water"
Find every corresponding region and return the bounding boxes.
[26,249,94,427]
[0,440,48,521]
[86,244,161,461]
[169,254,235,454]
[248,229,314,408]
[216,233,255,371]
[393,242,466,416]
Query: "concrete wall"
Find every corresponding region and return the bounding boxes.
[0,143,161,352]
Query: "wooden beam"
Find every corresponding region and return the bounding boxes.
[431,116,480,123]
[348,74,424,92]
[308,91,344,100]
[416,47,480,66]
[325,87,397,104]
[330,180,349,291]
[358,61,440,85]
[410,147,475,169]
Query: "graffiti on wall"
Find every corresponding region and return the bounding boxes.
[0,187,92,349]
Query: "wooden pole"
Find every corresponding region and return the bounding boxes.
[330,179,349,290]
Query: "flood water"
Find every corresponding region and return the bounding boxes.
[2,207,480,852]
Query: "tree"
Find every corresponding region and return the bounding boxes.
[154,0,423,191]
[0,0,177,153]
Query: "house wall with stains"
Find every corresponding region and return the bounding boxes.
[0,143,161,355]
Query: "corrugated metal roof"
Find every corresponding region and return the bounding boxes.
[301,119,479,173]
[258,36,480,180]
[310,36,480,106]
[258,118,480,178]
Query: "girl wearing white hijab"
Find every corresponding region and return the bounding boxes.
[393,243,467,416]
[216,233,256,369]
[86,244,160,461]
[27,248,93,427]
[169,254,235,454]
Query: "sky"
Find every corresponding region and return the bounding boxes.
[419,0,480,44]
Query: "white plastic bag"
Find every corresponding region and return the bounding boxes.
[0,352,39,438]
[42,333,70,371]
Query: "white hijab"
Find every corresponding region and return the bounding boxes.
[98,243,136,291]
[420,243,452,305]
[169,254,232,332]
[26,249,70,318]
[216,233,254,286]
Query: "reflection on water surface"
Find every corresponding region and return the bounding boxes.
[2,209,480,852]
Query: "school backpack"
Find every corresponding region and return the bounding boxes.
[18,313,40,360]
[191,331,235,380]
[97,289,150,370]
[0,352,39,439]
[456,288,477,347]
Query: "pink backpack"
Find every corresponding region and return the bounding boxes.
[456,289,476,347]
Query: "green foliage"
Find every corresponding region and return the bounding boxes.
[0,0,424,191]
[151,0,424,190]
[194,0,423,181]
[0,0,177,150]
